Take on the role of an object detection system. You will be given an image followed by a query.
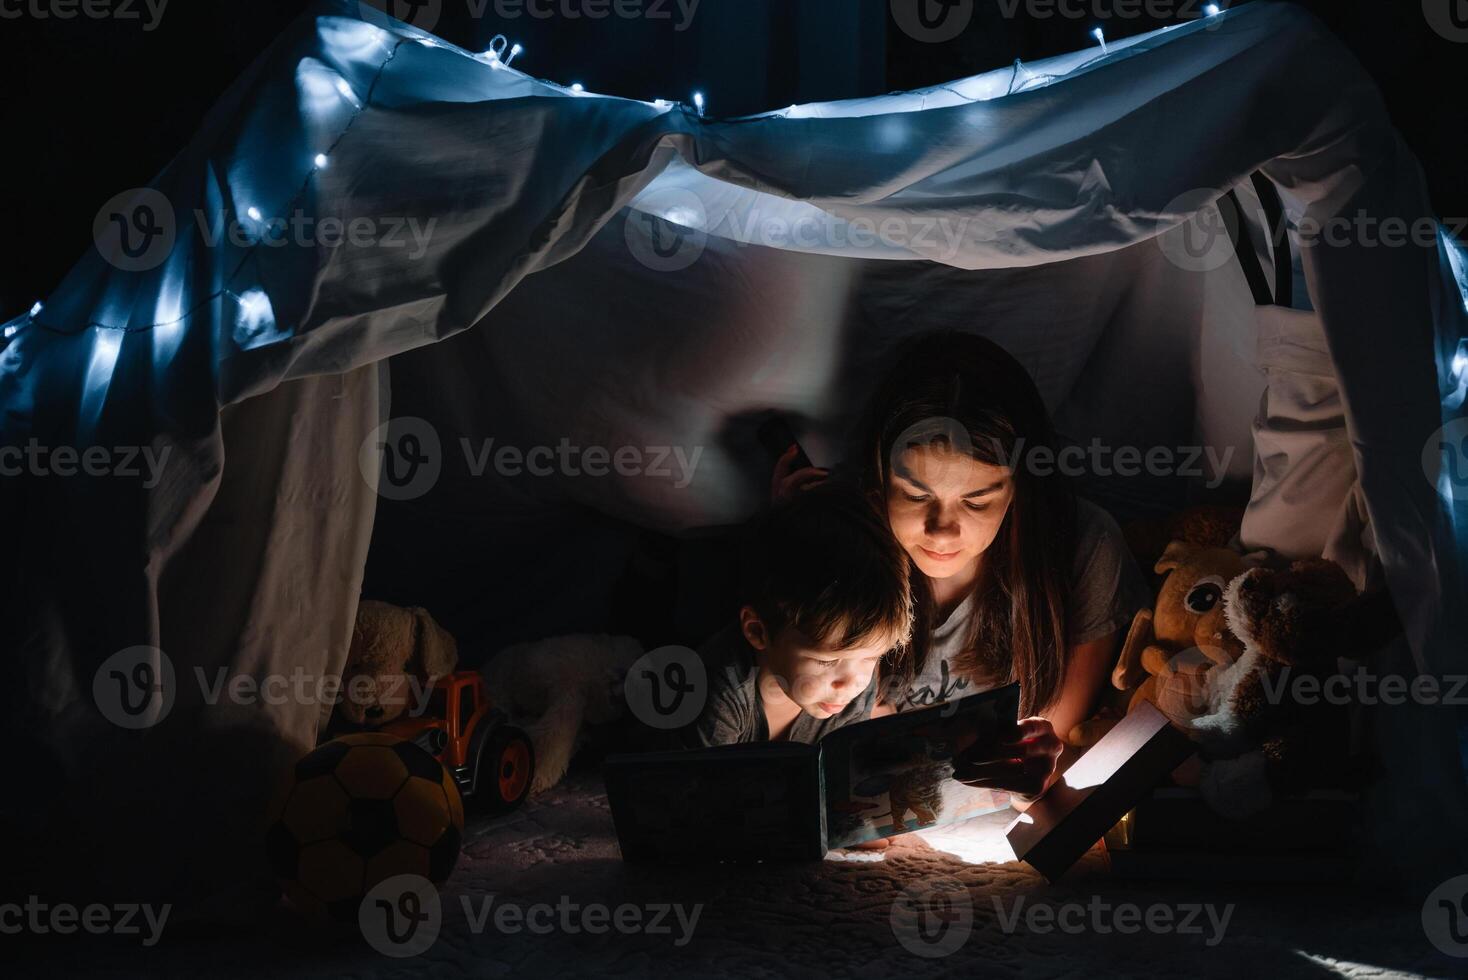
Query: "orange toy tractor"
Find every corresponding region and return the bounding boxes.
[382,671,535,812]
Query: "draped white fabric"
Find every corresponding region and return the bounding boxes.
[3,0,1466,906]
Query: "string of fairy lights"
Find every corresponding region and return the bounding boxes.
[3,10,1229,342]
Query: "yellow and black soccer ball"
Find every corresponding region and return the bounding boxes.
[265,733,464,922]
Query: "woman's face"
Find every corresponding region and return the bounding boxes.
[886,445,1014,582]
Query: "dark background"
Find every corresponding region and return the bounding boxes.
[1,0,1463,319]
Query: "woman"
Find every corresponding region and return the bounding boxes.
[774,332,1150,797]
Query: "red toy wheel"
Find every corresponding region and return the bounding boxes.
[475,726,534,811]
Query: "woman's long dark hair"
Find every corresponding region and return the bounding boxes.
[860,332,1078,716]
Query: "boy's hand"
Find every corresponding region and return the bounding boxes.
[771,445,829,503]
[950,717,1063,799]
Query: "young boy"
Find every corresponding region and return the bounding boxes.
[682,481,914,746]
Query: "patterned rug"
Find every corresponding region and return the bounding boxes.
[12,771,1459,978]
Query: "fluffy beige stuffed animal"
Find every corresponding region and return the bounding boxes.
[483,634,643,795]
[334,600,459,727]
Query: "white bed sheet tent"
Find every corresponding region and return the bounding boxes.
[3,0,1467,910]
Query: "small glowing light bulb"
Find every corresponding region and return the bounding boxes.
[30,301,43,317]
[505,42,523,67]
[692,91,706,115]
[1092,27,1108,54]
[315,153,328,168]
[571,83,584,92]
[247,206,262,221]
[1205,3,1220,14]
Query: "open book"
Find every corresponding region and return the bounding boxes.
[604,683,1020,862]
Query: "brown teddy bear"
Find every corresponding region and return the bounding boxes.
[1186,558,1401,817]
[1068,540,1254,747]
[332,600,459,728]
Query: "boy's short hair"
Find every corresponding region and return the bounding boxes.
[740,481,913,655]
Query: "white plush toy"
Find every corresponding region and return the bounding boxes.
[483,633,643,796]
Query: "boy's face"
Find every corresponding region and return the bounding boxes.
[740,608,887,718]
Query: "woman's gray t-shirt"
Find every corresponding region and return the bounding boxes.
[890,497,1150,712]
[680,625,877,746]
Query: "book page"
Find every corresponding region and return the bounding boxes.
[819,684,1019,848]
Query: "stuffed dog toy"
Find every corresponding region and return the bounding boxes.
[483,633,643,796]
[1188,558,1401,817]
[332,600,459,728]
